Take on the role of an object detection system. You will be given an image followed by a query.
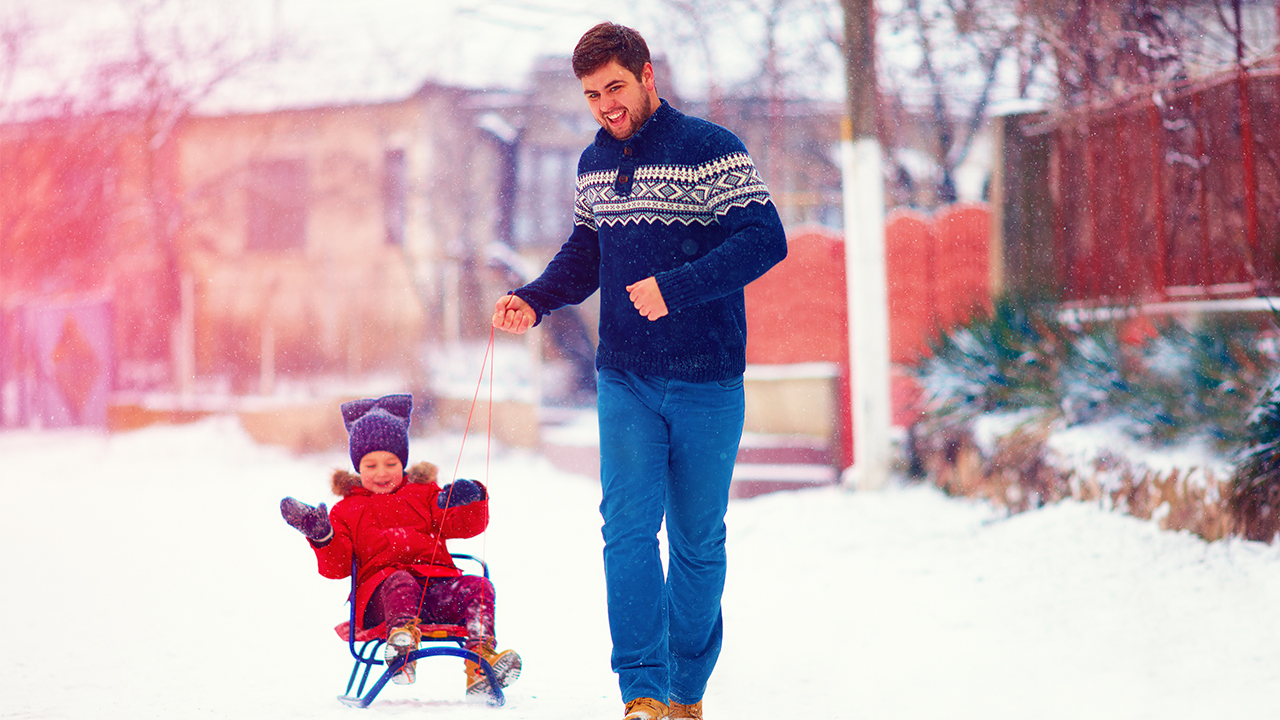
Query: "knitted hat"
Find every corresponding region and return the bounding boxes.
[341,394,412,472]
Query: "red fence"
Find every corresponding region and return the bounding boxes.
[745,211,992,442]
[1037,64,1280,303]
[885,204,991,363]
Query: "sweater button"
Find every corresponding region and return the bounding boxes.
[618,173,630,183]
[623,146,633,156]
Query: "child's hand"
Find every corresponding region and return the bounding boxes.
[280,497,334,544]
[437,479,487,508]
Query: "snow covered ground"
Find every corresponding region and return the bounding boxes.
[2,416,1279,719]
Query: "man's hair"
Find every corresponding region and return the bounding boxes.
[572,22,651,80]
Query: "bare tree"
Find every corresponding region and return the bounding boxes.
[1019,0,1278,111]
[645,0,847,224]
[646,0,1054,209]
[877,0,1052,206]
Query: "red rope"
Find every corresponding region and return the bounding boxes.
[415,328,497,637]
[450,326,496,489]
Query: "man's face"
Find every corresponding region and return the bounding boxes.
[581,59,658,141]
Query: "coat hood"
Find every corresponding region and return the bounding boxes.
[330,460,439,498]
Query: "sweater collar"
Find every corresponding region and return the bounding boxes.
[593,98,677,154]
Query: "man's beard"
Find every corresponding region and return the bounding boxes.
[607,93,655,140]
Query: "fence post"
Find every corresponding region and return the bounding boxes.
[1236,67,1262,285]
[1192,92,1212,289]
[1085,119,1101,299]
[1147,104,1168,299]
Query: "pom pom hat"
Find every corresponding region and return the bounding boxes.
[341,394,412,472]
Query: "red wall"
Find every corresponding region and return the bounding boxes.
[745,206,991,457]
[886,203,991,364]
[745,229,848,365]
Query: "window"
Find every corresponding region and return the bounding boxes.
[245,159,308,251]
[383,149,407,246]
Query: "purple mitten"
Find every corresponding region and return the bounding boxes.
[437,479,486,508]
[280,497,333,543]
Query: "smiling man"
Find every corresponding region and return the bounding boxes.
[492,22,786,720]
[581,52,656,143]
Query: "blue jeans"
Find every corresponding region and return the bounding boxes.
[595,367,745,705]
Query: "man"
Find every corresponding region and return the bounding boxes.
[492,22,786,720]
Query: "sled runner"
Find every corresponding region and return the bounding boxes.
[336,554,505,708]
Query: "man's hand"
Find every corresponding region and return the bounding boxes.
[492,294,536,334]
[626,277,668,321]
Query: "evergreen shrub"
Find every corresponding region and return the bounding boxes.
[911,301,1280,542]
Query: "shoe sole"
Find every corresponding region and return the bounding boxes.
[466,651,522,704]
[384,635,418,686]
[488,652,521,688]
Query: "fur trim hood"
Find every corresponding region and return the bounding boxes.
[331,461,440,498]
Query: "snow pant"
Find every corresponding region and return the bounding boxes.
[364,570,497,645]
[595,367,744,706]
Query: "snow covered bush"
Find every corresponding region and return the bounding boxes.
[912,302,1280,542]
[914,300,1065,426]
[1124,317,1275,450]
[1229,388,1280,541]
[914,305,1276,449]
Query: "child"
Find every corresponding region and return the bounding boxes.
[280,393,521,701]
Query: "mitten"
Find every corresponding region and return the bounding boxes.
[280,497,333,544]
[437,479,486,508]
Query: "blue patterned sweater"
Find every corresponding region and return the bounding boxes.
[514,99,787,383]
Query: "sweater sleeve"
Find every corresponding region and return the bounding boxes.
[513,221,602,326]
[654,151,787,313]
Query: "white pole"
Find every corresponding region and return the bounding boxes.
[841,121,892,491]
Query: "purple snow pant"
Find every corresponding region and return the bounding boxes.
[364,570,497,643]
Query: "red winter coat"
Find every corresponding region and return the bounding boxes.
[309,461,488,633]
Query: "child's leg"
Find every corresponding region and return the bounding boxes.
[367,571,429,686]
[363,570,424,631]
[420,575,497,643]
[423,575,519,699]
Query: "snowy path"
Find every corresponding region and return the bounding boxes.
[2,418,1278,719]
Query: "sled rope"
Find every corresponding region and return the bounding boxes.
[416,327,497,632]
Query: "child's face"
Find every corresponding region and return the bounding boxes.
[358,451,405,494]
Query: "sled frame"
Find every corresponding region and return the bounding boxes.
[337,553,504,708]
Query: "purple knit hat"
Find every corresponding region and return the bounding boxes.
[341,394,412,472]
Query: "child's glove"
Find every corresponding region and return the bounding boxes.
[437,479,486,508]
[280,497,333,544]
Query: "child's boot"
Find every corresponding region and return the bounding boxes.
[464,641,522,704]
[384,621,421,685]
[623,697,670,719]
[669,700,703,719]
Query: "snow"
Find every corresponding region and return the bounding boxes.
[2,416,1280,719]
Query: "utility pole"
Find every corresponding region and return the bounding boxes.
[840,0,892,491]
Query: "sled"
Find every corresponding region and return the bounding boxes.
[336,553,505,708]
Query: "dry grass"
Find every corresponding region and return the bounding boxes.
[918,423,1240,542]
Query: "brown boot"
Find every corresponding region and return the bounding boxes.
[669,700,703,719]
[623,697,670,719]
[465,643,522,704]
[383,622,421,685]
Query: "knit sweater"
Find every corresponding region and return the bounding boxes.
[514,99,787,383]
